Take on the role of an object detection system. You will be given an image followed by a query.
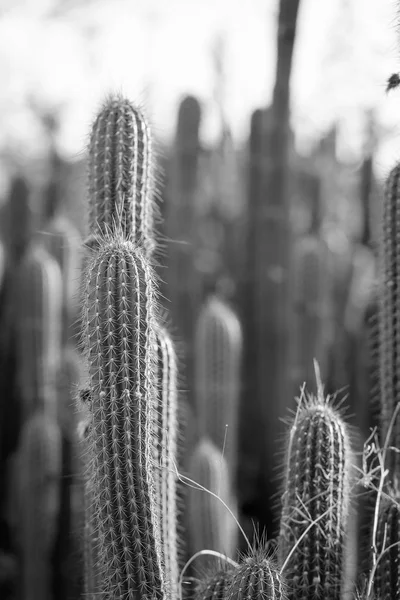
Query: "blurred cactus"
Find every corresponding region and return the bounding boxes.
[279,365,353,599]
[195,296,242,474]
[15,243,62,419]
[193,564,236,600]
[154,325,179,597]
[87,96,157,255]
[372,495,400,600]
[80,237,166,599]
[16,409,62,600]
[1,175,32,263]
[187,437,237,560]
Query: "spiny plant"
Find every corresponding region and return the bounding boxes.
[278,362,354,600]
[193,562,237,600]
[194,295,242,474]
[80,235,165,600]
[224,549,287,600]
[154,324,179,597]
[187,437,238,561]
[373,494,400,600]
[87,95,158,255]
[377,162,400,480]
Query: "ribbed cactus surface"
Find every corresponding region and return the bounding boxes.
[194,564,236,600]
[154,325,179,597]
[225,552,287,600]
[278,371,353,599]
[188,437,237,560]
[81,237,165,600]
[373,495,400,600]
[15,243,62,417]
[16,409,62,600]
[195,296,242,472]
[378,163,400,478]
[87,96,156,255]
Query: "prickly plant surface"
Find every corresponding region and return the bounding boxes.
[154,325,179,597]
[225,551,287,600]
[80,236,165,600]
[378,163,400,477]
[87,96,157,255]
[278,376,353,600]
[373,495,400,600]
[193,564,236,600]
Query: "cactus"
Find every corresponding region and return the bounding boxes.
[15,242,63,418]
[194,295,242,475]
[378,163,400,480]
[193,563,236,600]
[224,551,286,600]
[80,236,166,600]
[1,175,32,263]
[187,437,237,560]
[372,494,400,600]
[87,96,157,255]
[16,409,62,600]
[278,366,353,599]
[154,325,179,597]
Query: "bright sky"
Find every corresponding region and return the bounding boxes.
[0,0,399,180]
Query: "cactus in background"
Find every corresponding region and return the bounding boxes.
[163,95,202,398]
[278,366,353,599]
[372,495,400,600]
[16,409,62,600]
[87,96,157,255]
[15,242,63,419]
[1,175,33,263]
[154,325,179,597]
[225,551,287,600]
[195,296,242,475]
[289,186,334,395]
[193,563,236,600]
[80,237,166,600]
[377,163,400,480]
[41,214,82,343]
[187,437,237,560]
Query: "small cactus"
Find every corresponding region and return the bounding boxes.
[193,563,236,600]
[80,236,165,599]
[87,96,157,256]
[224,551,287,600]
[278,365,353,599]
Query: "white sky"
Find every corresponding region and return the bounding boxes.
[0,0,400,179]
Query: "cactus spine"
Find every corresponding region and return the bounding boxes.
[195,296,242,473]
[81,237,164,599]
[87,96,156,255]
[225,552,287,600]
[373,495,400,600]
[278,367,353,599]
[194,564,236,600]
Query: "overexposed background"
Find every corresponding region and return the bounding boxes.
[0,0,399,182]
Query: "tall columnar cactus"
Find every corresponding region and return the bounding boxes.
[154,325,179,597]
[195,296,242,474]
[87,96,157,255]
[224,551,287,600]
[373,495,400,600]
[187,437,237,560]
[378,163,400,479]
[2,175,32,263]
[15,242,63,419]
[16,409,62,600]
[80,237,166,600]
[278,368,353,599]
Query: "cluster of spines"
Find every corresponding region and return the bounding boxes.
[80,238,164,599]
[194,295,242,474]
[278,372,353,600]
[87,96,157,256]
[226,552,286,600]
